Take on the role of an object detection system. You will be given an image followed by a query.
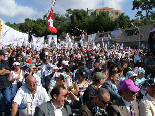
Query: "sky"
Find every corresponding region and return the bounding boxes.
[0,0,141,23]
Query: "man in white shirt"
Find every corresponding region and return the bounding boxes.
[11,75,50,116]
[139,78,155,116]
[34,85,72,116]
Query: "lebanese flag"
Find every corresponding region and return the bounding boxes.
[47,9,57,33]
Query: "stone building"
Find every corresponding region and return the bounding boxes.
[87,7,124,21]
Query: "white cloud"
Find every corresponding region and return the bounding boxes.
[0,0,40,22]
[35,0,127,15]
[0,0,127,23]
[103,0,127,10]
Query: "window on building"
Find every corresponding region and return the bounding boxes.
[111,17,113,21]
[111,11,113,15]
[115,18,117,20]
[115,11,118,15]
[107,11,109,14]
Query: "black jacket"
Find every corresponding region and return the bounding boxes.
[0,60,11,89]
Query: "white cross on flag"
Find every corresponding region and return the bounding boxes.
[47,9,57,33]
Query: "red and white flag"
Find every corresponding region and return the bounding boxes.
[52,0,56,8]
[137,32,144,37]
[47,9,57,33]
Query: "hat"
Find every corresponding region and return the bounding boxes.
[126,71,137,79]
[36,56,39,59]
[134,67,145,75]
[93,72,107,80]
[30,64,36,68]
[47,64,52,68]
[79,69,88,78]
[26,59,32,64]
[13,62,20,66]
[120,79,140,92]
[0,50,5,55]
[62,60,69,66]
[148,78,155,85]
[52,65,58,70]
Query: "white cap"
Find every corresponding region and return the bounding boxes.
[62,60,69,66]
[13,62,20,66]
[52,65,58,70]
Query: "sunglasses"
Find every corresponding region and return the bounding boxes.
[130,91,137,95]
[97,96,110,105]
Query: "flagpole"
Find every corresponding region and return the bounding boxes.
[131,23,140,49]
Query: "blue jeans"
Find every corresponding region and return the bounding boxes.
[0,87,11,116]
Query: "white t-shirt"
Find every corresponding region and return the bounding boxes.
[13,85,50,116]
[10,70,24,99]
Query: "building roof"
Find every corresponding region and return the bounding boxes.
[97,7,114,10]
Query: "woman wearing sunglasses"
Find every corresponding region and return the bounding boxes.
[9,62,25,99]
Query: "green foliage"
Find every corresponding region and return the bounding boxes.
[91,11,114,33]
[5,22,21,31]
[69,9,91,36]
[117,14,128,29]
[132,0,155,18]
[6,7,155,41]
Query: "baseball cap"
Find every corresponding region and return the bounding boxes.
[62,60,69,66]
[26,59,32,64]
[93,72,107,80]
[79,69,88,78]
[134,67,145,75]
[13,62,20,66]
[120,79,140,92]
[47,64,52,68]
[30,64,36,68]
[52,65,58,70]
[126,71,137,79]
[148,78,155,85]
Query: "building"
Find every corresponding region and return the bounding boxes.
[87,7,125,21]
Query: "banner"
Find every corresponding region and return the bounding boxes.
[32,35,44,48]
[88,33,96,42]
[47,35,57,48]
[0,37,23,45]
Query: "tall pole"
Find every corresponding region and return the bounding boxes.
[131,23,140,49]
[138,27,140,50]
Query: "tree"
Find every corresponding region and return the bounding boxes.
[132,0,155,18]
[5,22,21,31]
[117,14,128,29]
[91,11,114,33]
[135,11,143,20]
[69,9,91,36]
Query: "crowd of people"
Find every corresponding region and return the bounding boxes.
[0,44,154,116]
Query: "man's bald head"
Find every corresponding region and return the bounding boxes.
[25,75,35,83]
[25,75,38,92]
